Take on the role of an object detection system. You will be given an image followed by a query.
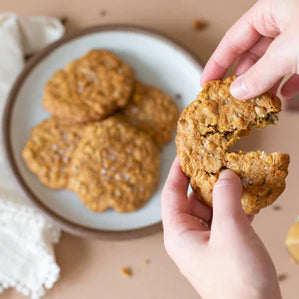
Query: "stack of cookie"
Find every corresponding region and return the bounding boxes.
[22,50,179,213]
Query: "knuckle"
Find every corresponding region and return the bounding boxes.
[223,33,244,56]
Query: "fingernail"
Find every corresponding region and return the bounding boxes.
[230,76,248,99]
[213,169,243,198]
[218,169,236,181]
[216,170,242,195]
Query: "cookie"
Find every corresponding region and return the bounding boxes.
[176,76,290,215]
[120,81,179,148]
[22,118,86,189]
[43,50,135,123]
[68,117,160,213]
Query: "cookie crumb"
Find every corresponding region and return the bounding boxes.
[24,54,33,61]
[241,178,249,188]
[60,17,68,26]
[175,93,182,100]
[143,259,150,264]
[273,205,282,211]
[121,267,132,277]
[99,10,107,17]
[278,274,287,282]
[193,20,208,30]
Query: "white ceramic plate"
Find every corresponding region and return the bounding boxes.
[3,25,203,239]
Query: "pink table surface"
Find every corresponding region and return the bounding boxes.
[1,0,298,298]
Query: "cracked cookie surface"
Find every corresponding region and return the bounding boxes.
[43,50,135,123]
[68,117,160,213]
[176,76,290,214]
[120,81,179,148]
[22,118,86,189]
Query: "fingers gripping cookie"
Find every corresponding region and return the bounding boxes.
[176,76,289,215]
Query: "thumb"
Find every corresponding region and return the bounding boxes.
[230,37,293,100]
[211,170,249,233]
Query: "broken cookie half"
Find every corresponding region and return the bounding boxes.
[176,76,289,215]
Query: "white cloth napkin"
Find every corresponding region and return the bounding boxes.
[0,13,64,299]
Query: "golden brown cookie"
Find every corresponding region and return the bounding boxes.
[22,118,86,189]
[176,76,290,215]
[120,81,179,148]
[68,117,160,213]
[43,50,135,123]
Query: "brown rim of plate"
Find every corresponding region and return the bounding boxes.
[2,24,203,240]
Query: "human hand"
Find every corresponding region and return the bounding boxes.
[162,157,282,299]
[201,0,299,100]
